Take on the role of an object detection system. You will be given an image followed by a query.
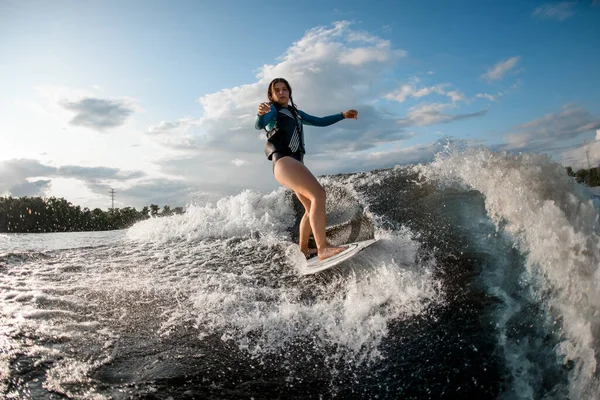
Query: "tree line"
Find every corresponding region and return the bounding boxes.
[566,166,600,187]
[0,196,184,233]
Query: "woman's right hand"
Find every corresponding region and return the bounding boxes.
[257,102,272,116]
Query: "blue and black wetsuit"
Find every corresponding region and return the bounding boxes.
[255,103,344,166]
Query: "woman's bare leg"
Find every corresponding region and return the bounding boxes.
[295,192,313,256]
[274,157,345,260]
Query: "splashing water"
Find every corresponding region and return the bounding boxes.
[418,146,600,399]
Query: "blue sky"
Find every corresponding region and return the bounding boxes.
[1,0,599,209]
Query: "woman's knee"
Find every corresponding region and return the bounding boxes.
[308,184,326,204]
[296,192,311,210]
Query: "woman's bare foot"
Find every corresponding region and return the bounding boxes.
[318,246,347,261]
[300,247,318,259]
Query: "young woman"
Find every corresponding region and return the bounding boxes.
[255,78,358,261]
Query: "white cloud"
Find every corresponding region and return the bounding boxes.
[385,82,465,104]
[340,137,471,173]
[532,2,577,21]
[339,47,394,65]
[9,180,52,197]
[482,56,520,82]
[24,85,141,132]
[0,158,149,206]
[476,93,496,101]
[17,85,91,125]
[504,104,600,150]
[115,179,194,209]
[397,103,487,127]
[60,97,136,131]
[231,159,247,167]
[287,139,446,176]
[446,90,465,103]
[146,117,202,150]
[338,31,405,65]
[0,159,55,195]
[142,21,414,196]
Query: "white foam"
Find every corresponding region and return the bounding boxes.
[127,188,296,243]
[177,227,443,365]
[0,253,124,398]
[418,147,600,398]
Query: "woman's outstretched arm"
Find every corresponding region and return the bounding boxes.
[298,109,358,127]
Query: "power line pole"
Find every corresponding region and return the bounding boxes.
[109,189,116,211]
[584,139,591,170]
[583,140,592,186]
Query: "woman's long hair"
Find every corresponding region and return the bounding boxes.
[267,78,299,117]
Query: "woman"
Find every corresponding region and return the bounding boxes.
[255,78,358,261]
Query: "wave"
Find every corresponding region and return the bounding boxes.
[126,188,296,243]
[418,145,600,399]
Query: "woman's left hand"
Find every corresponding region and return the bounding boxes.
[342,109,358,119]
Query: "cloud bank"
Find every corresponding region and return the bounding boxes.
[505,104,600,149]
[0,159,147,202]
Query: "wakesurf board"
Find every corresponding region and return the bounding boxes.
[300,239,378,275]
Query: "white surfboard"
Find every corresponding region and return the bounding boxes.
[300,239,378,275]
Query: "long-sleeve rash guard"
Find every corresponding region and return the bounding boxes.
[255,104,344,157]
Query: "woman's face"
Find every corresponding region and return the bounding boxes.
[271,82,290,106]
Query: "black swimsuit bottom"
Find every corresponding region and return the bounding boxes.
[271,150,304,170]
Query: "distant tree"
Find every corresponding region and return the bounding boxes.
[588,167,600,186]
[569,166,600,187]
[0,196,185,233]
[172,207,184,215]
[574,169,587,184]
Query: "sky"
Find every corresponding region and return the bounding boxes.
[1,0,599,210]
